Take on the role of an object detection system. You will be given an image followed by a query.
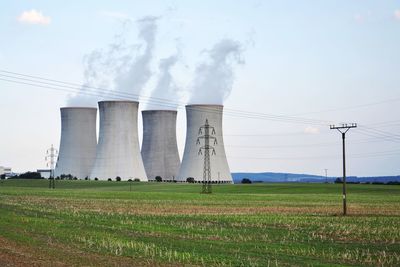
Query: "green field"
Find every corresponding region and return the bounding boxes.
[0,180,399,266]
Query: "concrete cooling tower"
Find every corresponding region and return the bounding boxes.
[177,105,233,183]
[90,101,147,181]
[141,110,180,181]
[54,107,97,179]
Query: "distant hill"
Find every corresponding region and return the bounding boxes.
[232,172,400,184]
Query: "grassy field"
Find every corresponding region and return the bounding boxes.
[0,180,399,266]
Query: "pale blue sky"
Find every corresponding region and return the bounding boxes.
[1,1,399,177]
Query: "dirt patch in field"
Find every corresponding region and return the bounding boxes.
[0,236,181,267]
[0,236,64,267]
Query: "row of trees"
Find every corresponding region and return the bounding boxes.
[8,172,43,179]
[334,178,400,185]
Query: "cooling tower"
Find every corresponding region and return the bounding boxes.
[141,110,180,181]
[90,101,148,181]
[54,107,97,179]
[177,105,233,183]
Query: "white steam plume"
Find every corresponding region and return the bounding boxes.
[189,39,244,105]
[114,16,157,97]
[67,16,158,107]
[146,53,180,110]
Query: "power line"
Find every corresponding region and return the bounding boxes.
[2,69,400,144]
[290,96,400,116]
[0,70,333,125]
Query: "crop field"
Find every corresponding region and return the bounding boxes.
[0,180,399,266]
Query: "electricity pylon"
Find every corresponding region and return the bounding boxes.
[330,123,357,215]
[197,119,217,194]
[46,144,58,189]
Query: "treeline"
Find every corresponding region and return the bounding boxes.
[334,178,400,185]
[8,172,44,179]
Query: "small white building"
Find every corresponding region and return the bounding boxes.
[0,166,12,176]
[37,169,51,179]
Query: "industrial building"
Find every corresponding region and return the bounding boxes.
[54,107,97,179]
[0,166,12,176]
[141,110,180,181]
[37,169,51,179]
[90,101,147,181]
[177,105,233,183]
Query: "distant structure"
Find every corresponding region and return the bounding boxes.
[46,144,58,178]
[177,105,233,183]
[37,169,51,179]
[197,119,217,193]
[90,101,147,181]
[54,107,97,179]
[0,166,12,176]
[141,110,180,181]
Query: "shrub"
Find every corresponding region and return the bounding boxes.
[116,176,121,182]
[10,172,42,179]
[128,179,132,182]
[108,178,112,181]
[155,176,162,182]
[94,177,98,181]
[134,178,140,182]
[186,177,195,183]
[241,178,252,184]
[60,174,74,180]
[334,178,343,184]
[0,174,5,180]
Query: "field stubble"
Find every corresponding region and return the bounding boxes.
[0,180,399,266]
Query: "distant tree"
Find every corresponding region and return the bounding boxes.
[94,177,98,181]
[73,177,78,180]
[116,176,121,182]
[186,177,195,183]
[60,174,73,180]
[108,178,112,181]
[155,176,162,182]
[134,178,140,182]
[10,172,42,179]
[334,178,343,184]
[128,179,132,182]
[0,174,5,180]
[84,176,89,180]
[241,178,252,184]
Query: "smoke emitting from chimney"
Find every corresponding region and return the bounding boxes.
[67,16,158,107]
[189,39,244,105]
[146,53,180,110]
[67,14,246,108]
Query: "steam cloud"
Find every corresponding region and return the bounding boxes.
[68,17,245,108]
[67,16,158,107]
[146,53,180,110]
[189,39,244,105]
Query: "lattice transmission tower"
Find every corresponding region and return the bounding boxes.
[197,119,217,194]
[45,144,58,188]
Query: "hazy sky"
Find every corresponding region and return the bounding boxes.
[1,0,399,177]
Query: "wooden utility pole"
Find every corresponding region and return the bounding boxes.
[330,123,357,215]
